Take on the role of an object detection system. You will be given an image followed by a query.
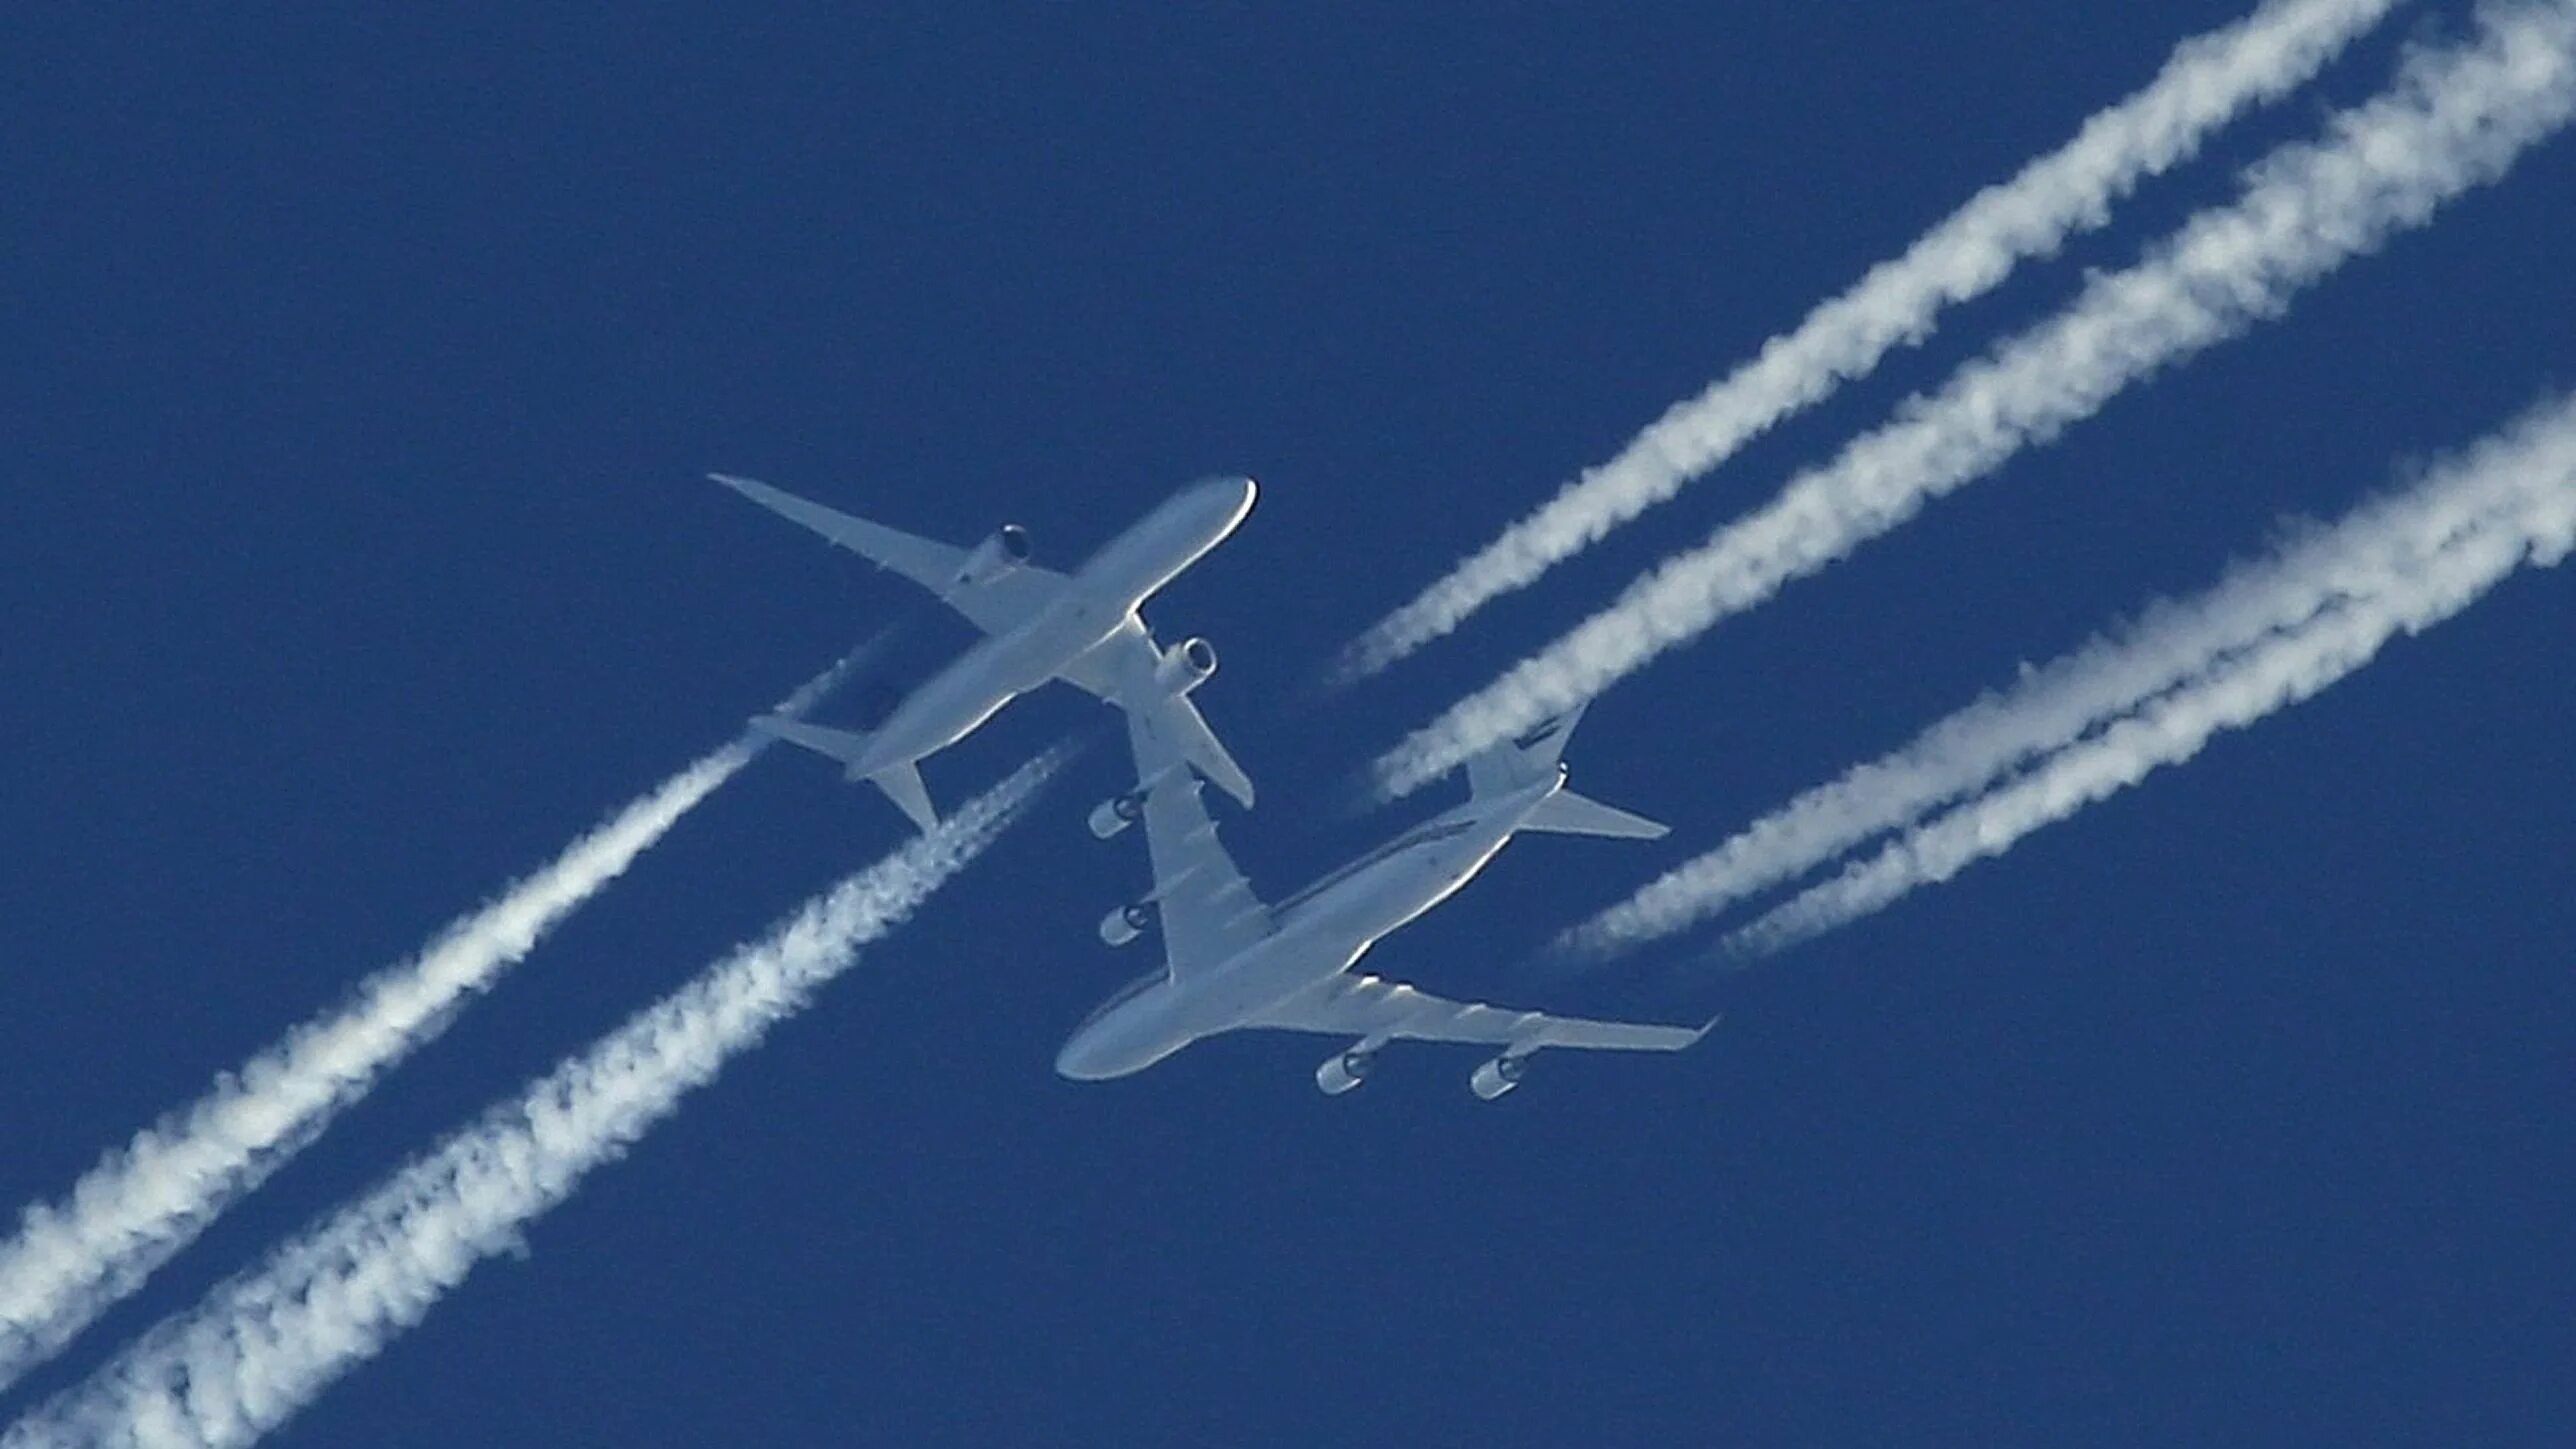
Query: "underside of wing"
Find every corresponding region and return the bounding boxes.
[1252,972,1713,1054]
[935,565,1071,637]
[711,473,967,587]
[1066,620,1257,807]
[1117,701,1271,976]
[709,472,1071,636]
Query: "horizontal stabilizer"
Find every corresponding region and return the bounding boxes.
[750,714,939,830]
[750,714,872,766]
[869,760,939,832]
[1523,789,1667,841]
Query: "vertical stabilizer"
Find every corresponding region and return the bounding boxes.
[1464,701,1591,801]
[1463,701,1666,840]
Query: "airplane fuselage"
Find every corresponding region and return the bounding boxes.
[1055,778,1559,1080]
[847,477,1255,780]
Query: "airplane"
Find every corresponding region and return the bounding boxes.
[1059,701,1716,1098]
[708,471,1260,831]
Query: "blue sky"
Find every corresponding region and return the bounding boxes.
[3,3,2570,1445]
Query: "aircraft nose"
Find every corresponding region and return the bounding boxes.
[1055,1008,1180,1081]
[1197,474,1257,520]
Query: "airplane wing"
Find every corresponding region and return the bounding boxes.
[1063,617,1256,806]
[1250,971,1714,1053]
[709,473,1071,637]
[1121,702,1272,977]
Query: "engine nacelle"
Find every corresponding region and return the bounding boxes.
[1087,791,1145,841]
[1315,1047,1377,1097]
[1150,637,1218,697]
[1098,901,1154,947]
[952,524,1033,588]
[1470,1052,1532,1101]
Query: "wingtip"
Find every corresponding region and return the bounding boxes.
[1202,758,1256,810]
[1693,1012,1725,1044]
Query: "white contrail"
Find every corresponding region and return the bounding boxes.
[1726,395,2576,956]
[1564,394,2576,957]
[1370,0,2576,801]
[4,756,1055,1449]
[1335,0,2402,682]
[0,653,860,1396]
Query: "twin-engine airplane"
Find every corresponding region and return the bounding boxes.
[709,472,1258,831]
[1061,702,1715,1098]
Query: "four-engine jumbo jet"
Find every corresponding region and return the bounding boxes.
[1060,701,1716,1098]
[709,472,1259,831]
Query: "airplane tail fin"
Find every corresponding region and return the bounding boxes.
[867,760,939,832]
[1464,701,1668,841]
[1464,700,1592,799]
[750,715,941,831]
[1522,789,1667,840]
[750,713,872,764]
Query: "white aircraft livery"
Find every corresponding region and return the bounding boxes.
[710,472,1259,830]
[1063,701,1715,1098]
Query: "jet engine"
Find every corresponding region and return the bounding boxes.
[1087,790,1146,840]
[951,524,1033,588]
[1470,1052,1533,1101]
[1098,901,1154,947]
[1150,636,1218,696]
[1315,1045,1378,1096]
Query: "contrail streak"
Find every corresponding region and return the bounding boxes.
[1726,393,2576,956]
[3,756,1052,1449]
[1370,0,2576,801]
[0,652,860,1396]
[1335,0,2402,682]
[1563,395,2576,958]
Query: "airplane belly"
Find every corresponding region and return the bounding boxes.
[1401,864,1486,925]
[1020,593,1125,656]
[1190,936,1346,1037]
[1076,484,1250,608]
[1337,850,1494,947]
[880,666,1028,760]
[1057,986,1194,1080]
